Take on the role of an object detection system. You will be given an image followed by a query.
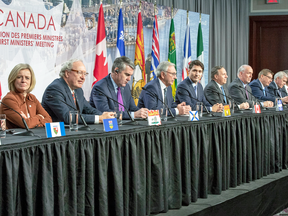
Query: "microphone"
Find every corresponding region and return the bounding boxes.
[208,89,243,113]
[47,95,92,130]
[93,88,139,125]
[142,87,177,121]
[233,85,266,110]
[268,86,288,108]
[176,87,213,117]
[0,101,36,136]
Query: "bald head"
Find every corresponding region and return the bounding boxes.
[238,65,253,84]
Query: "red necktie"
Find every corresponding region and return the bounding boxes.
[72,92,76,105]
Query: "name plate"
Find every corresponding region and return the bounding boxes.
[147,110,161,126]
[189,111,199,121]
[276,99,283,111]
[103,118,119,132]
[222,104,231,117]
[45,122,66,138]
[253,104,261,113]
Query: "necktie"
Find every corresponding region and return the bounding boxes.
[72,92,76,105]
[221,86,227,104]
[277,89,282,98]
[164,88,167,104]
[194,85,197,97]
[263,88,266,96]
[117,87,124,111]
[245,85,249,99]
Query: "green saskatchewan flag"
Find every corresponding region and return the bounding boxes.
[168,18,177,99]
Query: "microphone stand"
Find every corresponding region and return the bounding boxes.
[0,101,37,137]
[234,85,266,110]
[142,87,177,121]
[209,89,243,113]
[177,87,213,117]
[47,95,93,131]
[93,88,139,125]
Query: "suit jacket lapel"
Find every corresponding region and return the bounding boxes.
[60,78,76,108]
[107,75,118,101]
[186,78,196,99]
[156,78,164,101]
[212,80,224,103]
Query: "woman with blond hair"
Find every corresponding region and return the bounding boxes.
[0,63,52,129]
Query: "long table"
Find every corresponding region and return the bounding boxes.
[0,110,287,216]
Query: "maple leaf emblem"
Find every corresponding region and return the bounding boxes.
[93,51,108,86]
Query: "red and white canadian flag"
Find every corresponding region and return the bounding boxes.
[92,3,108,86]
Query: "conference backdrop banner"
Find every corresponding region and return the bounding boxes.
[0,0,63,100]
[0,0,209,101]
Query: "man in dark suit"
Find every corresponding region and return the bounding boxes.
[249,69,275,102]
[42,59,114,124]
[204,66,249,109]
[267,71,288,104]
[138,61,190,116]
[228,65,273,108]
[175,60,222,112]
[283,70,288,95]
[89,56,148,119]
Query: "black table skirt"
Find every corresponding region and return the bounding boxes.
[0,110,287,216]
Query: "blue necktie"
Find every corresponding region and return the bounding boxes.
[194,85,197,97]
[263,88,266,96]
[221,86,227,104]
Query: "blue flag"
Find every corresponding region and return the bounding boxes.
[116,8,125,58]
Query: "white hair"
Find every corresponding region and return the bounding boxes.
[155,61,175,77]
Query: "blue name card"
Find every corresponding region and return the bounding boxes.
[103,118,119,132]
[45,122,66,138]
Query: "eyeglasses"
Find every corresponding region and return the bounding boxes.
[264,75,273,80]
[164,71,177,77]
[70,69,89,77]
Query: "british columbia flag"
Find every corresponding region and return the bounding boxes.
[150,15,160,80]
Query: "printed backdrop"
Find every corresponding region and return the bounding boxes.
[0,0,209,101]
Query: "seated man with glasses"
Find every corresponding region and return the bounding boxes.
[42,58,114,124]
[249,69,276,103]
[267,71,288,104]
[138,61,191,116]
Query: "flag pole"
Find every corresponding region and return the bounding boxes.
[154,0,156,16]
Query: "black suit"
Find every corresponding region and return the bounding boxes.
[249,79,275,102]
[267,81,287,99]
[175,77,212,110]
[204,80,230,105]
[42,78,102,124]
[138,78,177,116]
[89,74,139,120]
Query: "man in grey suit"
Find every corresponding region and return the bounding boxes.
[204,66,249,109]
[228,65,273,108]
